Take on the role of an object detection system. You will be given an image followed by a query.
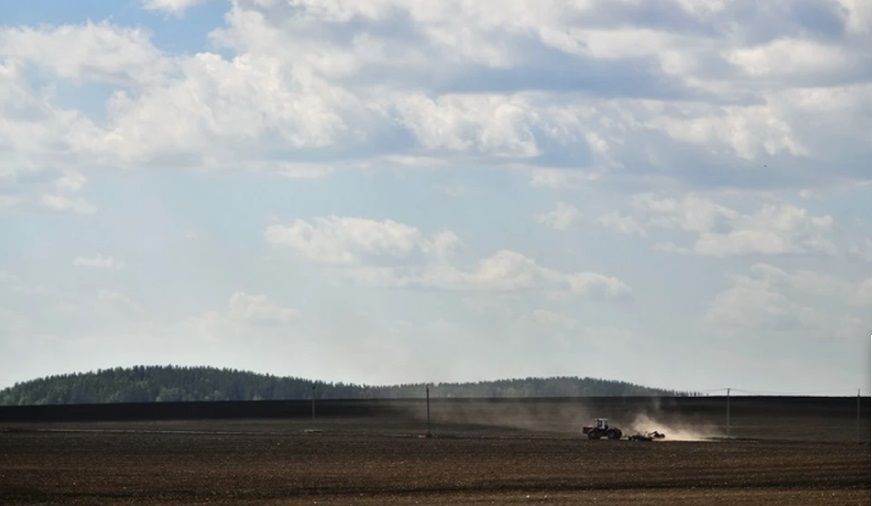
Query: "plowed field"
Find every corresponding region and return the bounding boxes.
[1,398,868,504]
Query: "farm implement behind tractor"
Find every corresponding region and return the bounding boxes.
[582,418,666,441]
[628,431,666,441]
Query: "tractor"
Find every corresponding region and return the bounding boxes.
[582,418,623,440]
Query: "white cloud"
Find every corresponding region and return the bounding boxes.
[848,238,872,262]
[96,288,140,313]
[265,216,459,265]
[40,195,95,215]
[227,291,298,324]
[749,263,849,296]
[527,168,599,188]
[0,62,101,180]
[454,250,544,291]
[597,211,646,237]
[857,279,872,306]
[267,216,630,298]
[0,195,22,209]
[143,0,207,15]
[54,172,87,193]
[633,193,739,234]
[184,291,298,339]
[73,254,125,270]
[840,0,872,34]
[39,171,96,214]
[275,162,335,179]
[706,264,863,338]
[707,274,818,332]
[343,249,630,297]
[632,194,834,257]
[394,94,540,158]
[652,104,806,160]
[97,52,354,167]
[0,22,168,86]
[725,38,862,82]
[531,308,576,328]
[0,2,869,189]
[536,202,581,230]
[693,205,834,257]
[567,271,631,298]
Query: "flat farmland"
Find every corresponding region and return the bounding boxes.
[0,397,868,504]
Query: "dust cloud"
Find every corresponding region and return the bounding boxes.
[402,398,722,442]
[627,413,719,441]
[403,400,591,434]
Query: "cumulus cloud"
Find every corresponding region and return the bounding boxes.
[536,202,581,230]
[0,0,868,186]
[97,52,356,167]
[227,291,298,324]
[597,212,646,237]
[527,168,599,188]
[40,195,96,215]
[857,278,872,306]
[0,61,101,180]
[848,238,872,262]
[530,308,576,328]
[725,37,869,84]
[394,94,540,157]
[142,0,207,16]
[707,273,819,332]
[748,263,850,296]
[693,205,834,257]
[267,216,630,298]
[343,250,631,298]
[185,292,298,339]
[265,216,459,264]
[39,171,96,215]
[630,194,835,257]
[706,263,863,338]
[96,288,140,313]
[73,254,125,270]
[0,22,168,86]
[632,193,739,233]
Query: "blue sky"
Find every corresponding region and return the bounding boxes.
[0,0,870,394]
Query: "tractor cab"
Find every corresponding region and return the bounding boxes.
[582,418,622,440]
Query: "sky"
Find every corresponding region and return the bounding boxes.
[0,0,870,394]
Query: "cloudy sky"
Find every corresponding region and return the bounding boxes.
[1,0,870,394]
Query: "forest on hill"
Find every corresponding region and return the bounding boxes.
[0,366,689,405]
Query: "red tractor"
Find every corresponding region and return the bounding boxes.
[582,418,623,440]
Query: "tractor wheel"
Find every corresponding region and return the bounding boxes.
[587,431,601,440]
[607,429,622,440]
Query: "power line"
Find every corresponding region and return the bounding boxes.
[689,387,863,396]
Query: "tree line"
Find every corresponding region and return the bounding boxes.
[0,365,689,405]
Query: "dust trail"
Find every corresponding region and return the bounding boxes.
[402,400,592,435]
[399,398,723,442]
[626,413,720,441]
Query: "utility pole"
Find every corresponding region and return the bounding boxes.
[311,383,316,421]
[726,387,731,438]
[426,384,432,438]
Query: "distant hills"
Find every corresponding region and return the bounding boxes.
[0,365,689,406]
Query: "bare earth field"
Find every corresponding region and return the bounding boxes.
[0,397,869,504]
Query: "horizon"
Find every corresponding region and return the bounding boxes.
[1,1,870,396]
